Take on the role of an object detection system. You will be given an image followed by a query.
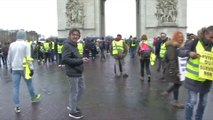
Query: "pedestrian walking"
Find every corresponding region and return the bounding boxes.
[111,34,128,77]
[7,30,41,113]
[160,31,185,109]
[137,34,153,82]
[179,26,213,120]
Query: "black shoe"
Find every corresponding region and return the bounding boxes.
[69,112,83,119]
[148,76,151,83]
[157,69,160,72]
[123,73,128,78]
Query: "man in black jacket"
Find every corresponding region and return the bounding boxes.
[62,28,89,119]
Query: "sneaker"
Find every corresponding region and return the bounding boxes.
[67,106,81,112]
[160,91,169,96]
[173,102,184,109]
[140,77,144,81]
[32,94,41,103]
[69,112,83,119]
[14,107,21,113]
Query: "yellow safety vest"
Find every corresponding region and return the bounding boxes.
[112,40,124,55]
[131,38,136,47]
[44,42,50,52]
[22,56,34,80]
[160,42,166,58]
[57,44,63,54]
[185,40,213,82]
[150,52,156,65]
[77,43,84,56]
[51,42,55,50]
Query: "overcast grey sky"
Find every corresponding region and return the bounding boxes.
[0,0,212,38]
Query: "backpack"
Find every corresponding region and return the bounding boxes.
[140,42,151,58]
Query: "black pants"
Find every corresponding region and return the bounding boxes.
[44,52,51,63]
[58,53,62,65]
[167,83,181,100]
[140,58,151,77]
[37,52,43,61]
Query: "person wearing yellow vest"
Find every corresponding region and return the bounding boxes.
[179,26,213,120]
[160,31,185,109]
[37,42,44,63]
[7,30,41,113]
[77,39,84,57]
[43,40,51,64]
[157,33,168,81]
[57,42,63,67]
[111,34,128,77]
[50,40,56,62]
[137,34,154,83]
[129,36,137,59]
[156,32,168,72]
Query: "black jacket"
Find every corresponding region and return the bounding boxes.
[62,39,84,77]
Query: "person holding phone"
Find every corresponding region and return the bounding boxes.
[62,28,89,119]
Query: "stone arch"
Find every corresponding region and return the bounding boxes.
[57,0,187,38]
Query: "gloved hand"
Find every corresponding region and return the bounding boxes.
[29,69,34,76]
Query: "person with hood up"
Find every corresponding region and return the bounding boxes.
[7,30,41,113]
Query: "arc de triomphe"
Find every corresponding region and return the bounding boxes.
[57,0,187,38]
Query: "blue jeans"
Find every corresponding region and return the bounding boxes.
[185,90,208,120]
[68,77,85,113]
[12,70,35,107]
[130,47,137,58]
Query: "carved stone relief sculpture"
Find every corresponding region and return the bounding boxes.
[66,0,84,27]
[155,0,178,24]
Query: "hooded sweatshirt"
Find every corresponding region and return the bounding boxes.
[7,30,34,70]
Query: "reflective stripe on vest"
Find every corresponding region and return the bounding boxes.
[77,43,84,55]
[57,44,63,54]
[112,40,124,55]
[22,56,34,80]
[51,42,55,49]
[185,40,213,82]
[160,42,166,58]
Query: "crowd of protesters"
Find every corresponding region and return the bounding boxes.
[1,26,213,120]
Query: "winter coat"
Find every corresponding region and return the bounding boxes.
[164,41,181,84]
[62,39,84,77]
[178,39,212,93]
